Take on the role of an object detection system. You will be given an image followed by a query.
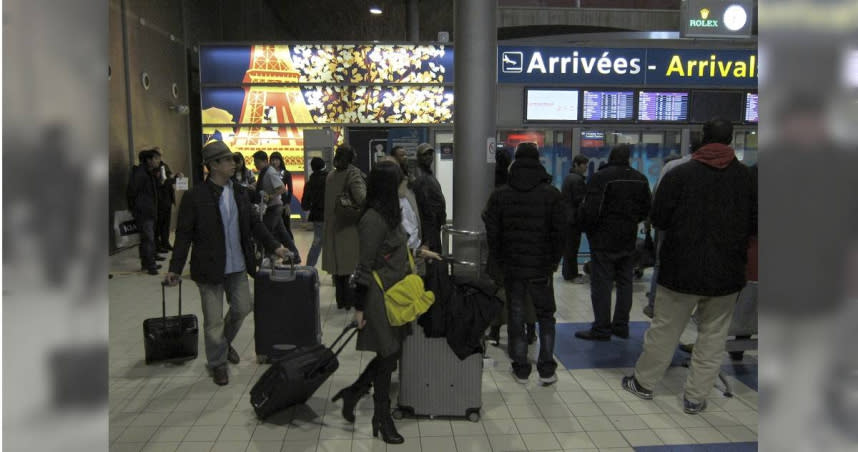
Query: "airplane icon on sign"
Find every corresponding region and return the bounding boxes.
[501,52,523,73]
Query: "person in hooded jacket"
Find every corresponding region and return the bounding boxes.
[575,144,652,342]
[622,119,755,415]
[483,142,566,385]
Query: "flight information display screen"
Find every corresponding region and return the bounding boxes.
[582,90,635,121]
[744,93,758,123]
[637,91,688,121]
[525,89,579,121]
[690,91,744,123]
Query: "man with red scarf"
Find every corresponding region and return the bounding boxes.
[622,118,757,415]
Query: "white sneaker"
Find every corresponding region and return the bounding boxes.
[538,374,558,386]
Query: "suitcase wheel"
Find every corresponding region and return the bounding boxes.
[466,409,480,423]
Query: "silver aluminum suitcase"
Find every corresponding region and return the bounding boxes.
[393,322,482,422]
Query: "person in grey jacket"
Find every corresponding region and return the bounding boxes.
[322,145,366,309]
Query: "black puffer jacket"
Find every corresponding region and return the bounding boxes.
[579,162,651,252]
[483,158,566,279]
[653,156,755,296]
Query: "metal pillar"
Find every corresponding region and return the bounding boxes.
[452,0,496,268]
[407,0,419,41]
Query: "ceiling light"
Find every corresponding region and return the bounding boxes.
[369,6,382,15]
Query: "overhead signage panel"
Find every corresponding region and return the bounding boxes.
[498,46,758,88]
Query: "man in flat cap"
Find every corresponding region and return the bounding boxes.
[411,143,447,252]
[165,140,291,386]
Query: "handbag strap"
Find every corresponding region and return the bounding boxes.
[372,248,416,292]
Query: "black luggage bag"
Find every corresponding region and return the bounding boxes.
[253,258,321,363]
[143,281,198,365]
[250,321,358,420]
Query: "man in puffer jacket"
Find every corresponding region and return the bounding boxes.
[483,142,566,385]
[622,119,755,415]
[575,144,651,341]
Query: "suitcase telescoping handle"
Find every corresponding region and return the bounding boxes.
[160,280,183,319]
[308,321,359,377]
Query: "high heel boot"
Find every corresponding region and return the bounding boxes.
[371,401,404,444]
[331,384,370,423]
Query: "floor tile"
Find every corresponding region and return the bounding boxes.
[620,429,664,447]
[351,438,388,452]
[210,442,248,452]
[684,426,731,443]
[417,419,452,437]
[175,443,216,452]
[554,432,596,449]
[316,439,353,452]
[586,430,630,448]
[482,419,519,435]
[608,414,649,430]
[419,436,456,452]
[652,428,697,445]
[545,417,583,433]
[717,425,758,442]
[116,426,159,443]
[149,426,192,443]
[454,435,492,452]
[451,421,486,436]
[576,416,615,432]
[488,434,527,452]
[514,418,552,434]
[217,425,256,442]
[520,433,562,451]
[141,443,180,452]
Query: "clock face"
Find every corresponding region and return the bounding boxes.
[724,5,748,31]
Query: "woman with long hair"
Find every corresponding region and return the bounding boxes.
[231,152,255,188]
[331,160,438,444]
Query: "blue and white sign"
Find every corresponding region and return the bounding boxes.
[497,46,757,88]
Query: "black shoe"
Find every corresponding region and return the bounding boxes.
[575,329,611,341]
[526,323,537,345]
[144,265,161,275]
[683,396,707,414]
[611,326,630,339]
[212,365,229,386]
[622,375,653,400]
[227,345,240,364]
[372,415,404,444]
[332,385,370,423]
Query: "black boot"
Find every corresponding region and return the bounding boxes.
[487,325,500,346]
[332,358,377,423]
[331,385,369,423]
[372,401,404,444]
[526,323,537,344]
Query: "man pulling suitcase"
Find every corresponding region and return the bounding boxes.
[165,141,291,386]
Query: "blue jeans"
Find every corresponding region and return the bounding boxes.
[196,272,252,368]
[306,221,324,267]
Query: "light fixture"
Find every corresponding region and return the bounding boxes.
[369,6,382,15]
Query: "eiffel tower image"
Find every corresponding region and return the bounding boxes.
[231,45,313,173]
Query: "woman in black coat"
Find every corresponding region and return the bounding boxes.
[300,157,327,266]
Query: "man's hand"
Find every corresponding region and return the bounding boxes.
[164,272,181,286]
[274,246,292,261]
[354,310,366,330]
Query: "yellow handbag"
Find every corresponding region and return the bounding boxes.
[373,251,435,326]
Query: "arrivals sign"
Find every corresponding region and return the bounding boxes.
[497,46,757,88]
[680,0,754,38]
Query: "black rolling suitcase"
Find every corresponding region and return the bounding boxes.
[250,321,358,420]
[253,258,321,363]
[143,281,198,365]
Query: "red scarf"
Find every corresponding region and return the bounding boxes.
[692,143,735,169]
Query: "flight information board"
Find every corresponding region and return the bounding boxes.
[525,89,579,121]
[690,91,744,123]
[582,90,635,121]
[637,91,688,121]
[744,93,758,122]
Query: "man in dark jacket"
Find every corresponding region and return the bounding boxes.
[301,157,328,267]
[622,119,755,414]
[127,148,162,274]
[165,141,290,386]
[412,143,447,252]
[576,144,651,341]
[152,149,184,253]
[483,142,566,385]
[560,154,589,282]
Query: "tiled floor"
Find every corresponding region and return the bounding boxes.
[109,224,757,452]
